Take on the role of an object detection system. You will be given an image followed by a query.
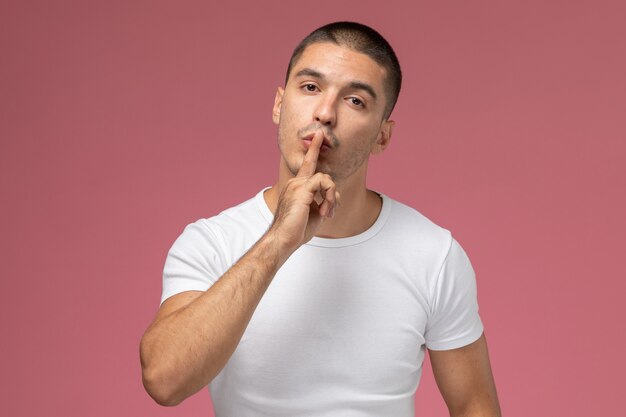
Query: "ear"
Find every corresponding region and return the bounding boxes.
[272,87,284,125]
[371,119,394,155]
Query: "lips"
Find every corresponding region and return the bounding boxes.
[302,137,331,152]
[302,133,332,150]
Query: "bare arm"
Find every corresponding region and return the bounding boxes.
[429,333,501,417]
[140,130,337,406]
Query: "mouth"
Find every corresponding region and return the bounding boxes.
[302,133,332,152]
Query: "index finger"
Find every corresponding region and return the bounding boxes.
[296,129,324,177]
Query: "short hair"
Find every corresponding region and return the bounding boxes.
[285,21,402,119]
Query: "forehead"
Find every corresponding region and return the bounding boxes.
[289,42,387,93]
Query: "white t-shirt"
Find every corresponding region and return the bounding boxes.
[162,188,484,416]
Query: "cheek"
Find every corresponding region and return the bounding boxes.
[350,123,380,151]
[281,94,320,125]
[277,108,294,140]
[341,129,378,163]
[277,102,300,135]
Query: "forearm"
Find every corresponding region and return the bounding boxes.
[140,231,286,405]
[450,402,501,417]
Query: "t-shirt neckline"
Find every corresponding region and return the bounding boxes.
[255,186,392,248]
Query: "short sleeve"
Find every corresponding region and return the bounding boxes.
[425,237,484,350]
[160,219,228,305]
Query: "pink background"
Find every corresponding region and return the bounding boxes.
[2,0,624,415]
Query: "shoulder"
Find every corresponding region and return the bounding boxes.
[208,189,271,244]
[381,194,453,258]
[173,189,270,262]
[369,193,460,284]
[205,192,263,231]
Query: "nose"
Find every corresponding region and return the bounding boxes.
[313,93,337,126]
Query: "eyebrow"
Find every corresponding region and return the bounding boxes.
[294,68,378,100]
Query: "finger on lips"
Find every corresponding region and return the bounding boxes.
[295,129,338,219]
[296,130,324,178]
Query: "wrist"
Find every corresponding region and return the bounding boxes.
[261,227,298,267]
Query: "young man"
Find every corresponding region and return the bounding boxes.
[140,22,501,416]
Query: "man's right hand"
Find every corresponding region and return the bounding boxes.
[268,129,340,254]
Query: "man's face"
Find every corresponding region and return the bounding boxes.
[272,42,394,184]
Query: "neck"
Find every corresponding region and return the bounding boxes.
[263,160,382,239]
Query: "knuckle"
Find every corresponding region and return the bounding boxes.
[315,172,329,181]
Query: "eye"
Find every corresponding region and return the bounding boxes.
[349,97,364,108]
[302,83,318,92]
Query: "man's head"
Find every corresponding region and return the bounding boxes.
[272,22,401,185]
[285,21,402,120]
